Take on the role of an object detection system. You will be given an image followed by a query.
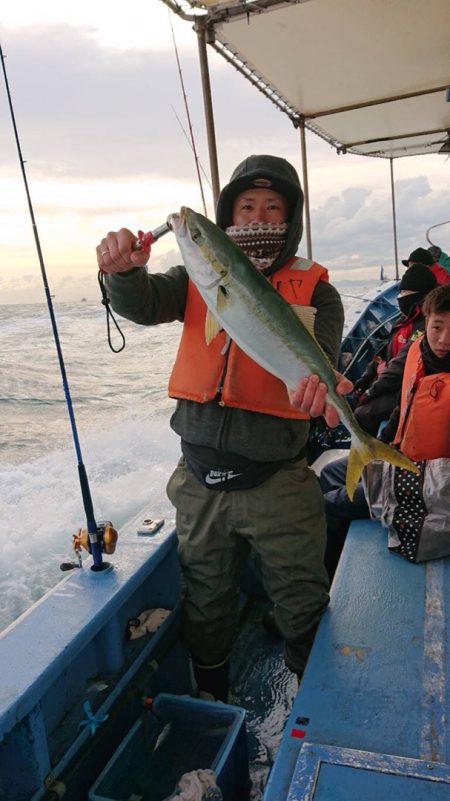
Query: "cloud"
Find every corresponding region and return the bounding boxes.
[0,240,184,304]
[311,176,450,271]
[1,17,449,301]
[0,23,295,186]
[1,25,201,179]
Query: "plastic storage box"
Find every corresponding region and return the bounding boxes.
[89,693,249,801]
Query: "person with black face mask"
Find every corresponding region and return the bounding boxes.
[402,246,450,286]
[318,266,435,580]
[350,263,437,436]
[319,283,450,583]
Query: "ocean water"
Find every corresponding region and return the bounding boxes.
[0,300,182,631]
[0,281,375,632]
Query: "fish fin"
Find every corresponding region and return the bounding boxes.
[291,304,317,337]
[205,285,228,343]
[216,284,229,312]
[221,333,231,356]
[346,434,419,501]
[205,310,221,344]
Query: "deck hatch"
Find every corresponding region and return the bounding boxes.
[287,742,450,800]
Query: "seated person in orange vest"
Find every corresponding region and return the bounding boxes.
[96,154,350,701]
[376,283,450,560]
[320,283,450,576]
[352,263,437,435]
[402,246,450,285]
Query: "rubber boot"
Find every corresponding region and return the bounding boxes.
[262,607,283,640]
[193,658,230,702]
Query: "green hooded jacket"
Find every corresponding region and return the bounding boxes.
[105,155,344,461]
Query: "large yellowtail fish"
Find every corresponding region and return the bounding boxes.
[168,207,418,500]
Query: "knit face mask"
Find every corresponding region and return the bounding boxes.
[225,222,289,271]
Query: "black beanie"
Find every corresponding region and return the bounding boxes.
[399,263,437,295]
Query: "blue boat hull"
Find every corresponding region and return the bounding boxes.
[3,280,448,801]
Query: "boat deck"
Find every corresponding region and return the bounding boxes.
[2,448,448,799]
[264,519,450,800]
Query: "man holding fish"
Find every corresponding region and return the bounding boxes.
[97,155,414,701]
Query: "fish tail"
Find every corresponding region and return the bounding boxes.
[346,433,419,501]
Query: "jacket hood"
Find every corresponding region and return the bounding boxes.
[216,154,304,275]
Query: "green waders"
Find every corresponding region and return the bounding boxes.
[167,455,329,687]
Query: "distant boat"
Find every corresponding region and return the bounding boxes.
[81,297,87,302]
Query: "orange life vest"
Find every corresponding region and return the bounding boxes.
[168,257,329,419]
[393,337,450,459]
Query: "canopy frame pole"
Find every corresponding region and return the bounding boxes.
[299,118,312,259]
[389,157,399,279]
[195,18,221,211]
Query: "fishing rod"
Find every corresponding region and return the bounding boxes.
[169,11,208,217]
[1,42,115,572]
[426,219,450,247]
[169,103,212,189]
[339,290,398,304]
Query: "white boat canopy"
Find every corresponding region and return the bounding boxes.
[162,0,449,267]
[165,0,450,159]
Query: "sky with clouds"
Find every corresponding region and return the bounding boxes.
[1,0,449,303]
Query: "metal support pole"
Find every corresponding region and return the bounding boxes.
[390,157,399,279]
[195,18,221,211]
[299,119,312,259]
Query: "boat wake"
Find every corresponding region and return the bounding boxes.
[0,414,180,633]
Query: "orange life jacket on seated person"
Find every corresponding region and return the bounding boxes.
[392,337,450,460]
[168,257,329,419]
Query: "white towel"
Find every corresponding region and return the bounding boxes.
[127,608,171,640]
[163,768,222,801]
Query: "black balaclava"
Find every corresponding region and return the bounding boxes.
[398,263,438,317]
[398,292,421,317]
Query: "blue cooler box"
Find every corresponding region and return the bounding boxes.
[89,693,250,801]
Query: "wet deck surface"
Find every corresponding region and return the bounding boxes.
[230,599,297,800]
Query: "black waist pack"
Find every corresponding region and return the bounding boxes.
[181,440,289,491]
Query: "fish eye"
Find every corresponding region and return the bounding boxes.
[191,228,201,242]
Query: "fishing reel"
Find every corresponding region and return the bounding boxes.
[60,521,118,571]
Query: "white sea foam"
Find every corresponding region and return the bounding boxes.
[0,413,180,631]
